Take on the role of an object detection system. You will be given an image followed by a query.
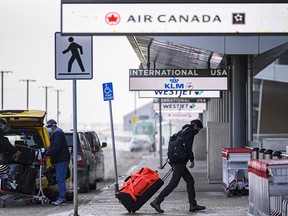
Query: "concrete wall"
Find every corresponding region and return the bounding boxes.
[259,80,288,134]
[193,128,207,161]
[207,122,229,184]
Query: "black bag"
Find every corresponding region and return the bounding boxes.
[20,166,37,194]
[15,145,36,165]
[167,136,187,164]
[167,128,189,164]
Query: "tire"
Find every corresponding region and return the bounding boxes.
[79,174,89,193]
[89,179,97,190]
[66,192,74,201]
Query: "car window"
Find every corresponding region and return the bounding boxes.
[64,133,81,150]
[65,134,73,147]
[78,133,86,150]
[89,132,100,152]
[93,132,100,146]
[5,128,44,149]
[79,133,91,151]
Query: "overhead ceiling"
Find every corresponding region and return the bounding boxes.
[127,36,288,75]
[127,36,225,70]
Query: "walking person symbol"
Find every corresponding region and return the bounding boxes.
[62,37,85,72]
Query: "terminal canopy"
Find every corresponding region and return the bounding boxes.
[127,36,225,70]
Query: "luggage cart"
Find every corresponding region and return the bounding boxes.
[222,148,252,197]
[248,159,288,216]
[0,157,49,207]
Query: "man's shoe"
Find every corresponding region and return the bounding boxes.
[150,198,164,213]
[189,204,206,212]
[52,199,67,206]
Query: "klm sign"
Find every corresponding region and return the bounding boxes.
[129,69,228,91]
[164,78,184,89]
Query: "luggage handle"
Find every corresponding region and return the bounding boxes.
[162,168,173,181]
[158,159,173,181]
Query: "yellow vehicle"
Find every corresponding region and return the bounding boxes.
[0,109,73,201]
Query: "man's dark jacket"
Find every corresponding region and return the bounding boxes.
[0,131,17,154]
[178,124,196,163]
[48,127,70,164]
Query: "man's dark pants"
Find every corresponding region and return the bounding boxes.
[157,163,197,205]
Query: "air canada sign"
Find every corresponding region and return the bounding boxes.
[126,14,221,24]
[129,69,228,91]
[62,3,288,34]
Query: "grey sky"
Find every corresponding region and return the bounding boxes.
[0,0,151,128]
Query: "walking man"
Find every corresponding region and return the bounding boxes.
[46,119,70,206]
[62,36,85,72]
[150,119,206,213]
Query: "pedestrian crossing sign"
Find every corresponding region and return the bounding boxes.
[55,32,93,80]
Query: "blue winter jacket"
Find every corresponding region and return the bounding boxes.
[48,127,70,164]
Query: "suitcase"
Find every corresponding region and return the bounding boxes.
[15,145,36,165]
[115,166,172,213]
[20,166,37,194]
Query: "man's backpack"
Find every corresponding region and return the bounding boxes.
[167,128,188,164]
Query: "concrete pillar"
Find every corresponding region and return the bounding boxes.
[231,56,247,148]
[247,55,253,142]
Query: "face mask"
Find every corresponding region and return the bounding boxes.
[46,127,52,134]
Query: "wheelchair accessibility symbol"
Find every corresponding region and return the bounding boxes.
[102,82,114,101]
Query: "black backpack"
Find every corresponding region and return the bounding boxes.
[167,128,188,164]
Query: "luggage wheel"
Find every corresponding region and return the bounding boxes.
[41,197,50,205]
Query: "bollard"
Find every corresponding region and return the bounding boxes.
[264,149,273,159]
[258,148,266,159]
[252,147,259,159]
[273,151,282,159]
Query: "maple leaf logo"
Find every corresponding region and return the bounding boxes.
[105,12,121,25]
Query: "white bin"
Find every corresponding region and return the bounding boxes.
[248,159,288,216]
[222,148,252,197]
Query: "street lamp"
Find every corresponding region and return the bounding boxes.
[39,86,54,121]
[53,89,64,126]
[19,79,36,109]
[0,70,13,110]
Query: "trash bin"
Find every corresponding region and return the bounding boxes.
[264,149,273,159]
[248,159,288,216]
[222,148,252,197]
[252,147,259,159]
[259,148,266,159]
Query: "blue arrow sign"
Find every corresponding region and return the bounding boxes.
[102,82,114,101]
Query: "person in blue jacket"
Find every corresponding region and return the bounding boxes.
[46,119,70,206]
[150,119,205,213]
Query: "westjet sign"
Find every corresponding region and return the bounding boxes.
[153,102,206,111]
[139,90,220,98]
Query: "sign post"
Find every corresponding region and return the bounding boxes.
[55,32,93,216]
[102,82,119,191]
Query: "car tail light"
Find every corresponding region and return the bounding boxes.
[77,152,84,165]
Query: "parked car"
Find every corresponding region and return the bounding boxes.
[84,131,107,181]
[64,131,97,193]
[0,109,73,201]
[129,134,154,152]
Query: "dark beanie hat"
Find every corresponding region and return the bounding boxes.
[191,119,203,128]
[46,119,57,127]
